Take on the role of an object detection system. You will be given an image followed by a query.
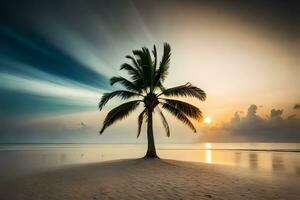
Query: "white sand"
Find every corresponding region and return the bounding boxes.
[0,159,299,200]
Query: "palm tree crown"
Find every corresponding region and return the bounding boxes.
[99,43,206,158]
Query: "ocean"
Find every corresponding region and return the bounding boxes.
[0,143,299,181]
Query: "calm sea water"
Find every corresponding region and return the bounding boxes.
[0,143,299,181]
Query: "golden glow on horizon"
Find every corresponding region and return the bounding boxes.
[205,143,212,149]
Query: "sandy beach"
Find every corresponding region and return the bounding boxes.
[0,158,299,200]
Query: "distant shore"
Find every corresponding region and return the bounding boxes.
[0,159,299,200]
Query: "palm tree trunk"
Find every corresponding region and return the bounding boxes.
[144,109,159,159]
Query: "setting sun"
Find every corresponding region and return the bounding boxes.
[204,117,212,124]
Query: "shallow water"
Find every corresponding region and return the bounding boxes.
[0,143,299,180]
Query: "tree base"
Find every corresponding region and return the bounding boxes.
[143,152,160,159]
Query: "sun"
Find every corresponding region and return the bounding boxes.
[204,117,212,124]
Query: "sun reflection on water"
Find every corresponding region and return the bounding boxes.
[205,150,212,164]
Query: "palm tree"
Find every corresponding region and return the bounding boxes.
[99,43,206,158]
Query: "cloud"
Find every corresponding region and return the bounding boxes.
[245,104,264,122]
[221,105,300,141]
[270,109,283,120]
[294,104,300,109]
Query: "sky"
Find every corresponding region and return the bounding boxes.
[0,0,299,143]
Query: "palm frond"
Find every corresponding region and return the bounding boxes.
[110,76,142,93]
[100,100,140,133]
[132,49,146,66]
[161,103,196,133]
[120,63,141,79]
[144,47,155,89]
[154,43,171,86]
[162,98,202,121]
[132,46,157,91]
[120,63,144,86]
[137,109,147,138]
[150,45,158,92]
[125,55,142,73]
[157,107,170,137]
[142,47,153,67]
[152,45,157,70]
[125,55,146,88]
[156,82,166,92]
[98,90,141,111]
[160,82,206,101]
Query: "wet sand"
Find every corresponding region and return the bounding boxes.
[0,159,299,200]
